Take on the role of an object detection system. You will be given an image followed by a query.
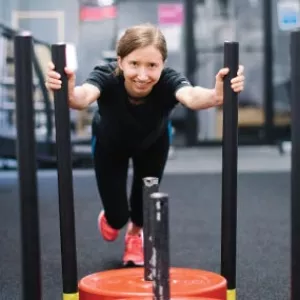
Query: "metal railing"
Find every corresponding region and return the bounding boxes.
[0,22,53,151]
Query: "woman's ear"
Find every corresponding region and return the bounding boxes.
[117,56,123,71]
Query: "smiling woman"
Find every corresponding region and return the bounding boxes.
[115,24,167,98]
[118,45,163,95]
[118,44,165,98]
[45,22,245,267]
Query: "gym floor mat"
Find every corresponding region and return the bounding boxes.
[0,172,289,300]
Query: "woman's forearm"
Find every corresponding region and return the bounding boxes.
[176,86,219,110]
[187,87,219,110]
[69,84,99,110]
[68,86,89,110]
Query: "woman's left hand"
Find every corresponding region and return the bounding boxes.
[214,65,245,104]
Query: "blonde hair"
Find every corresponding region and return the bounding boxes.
[115,23,167,75]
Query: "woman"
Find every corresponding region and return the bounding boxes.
[46,23,245,266]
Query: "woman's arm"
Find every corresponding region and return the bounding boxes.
[175,66,245,110]
[175,86,219,110]
[46,62,101,110]
[70,83,100,110]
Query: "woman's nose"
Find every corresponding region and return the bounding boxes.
[136,68,148,81]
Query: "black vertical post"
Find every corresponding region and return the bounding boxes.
[51,44,78,298]
[290,29,300,300]
[143,177,159,281]
[220,41,239,298]
[263,0,274,144]
[14,32,42,300]
[184,0,198,146]
[150,192,170,300]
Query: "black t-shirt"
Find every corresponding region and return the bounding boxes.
[85,62,191,149]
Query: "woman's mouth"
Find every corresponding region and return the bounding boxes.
[133,81,150,89]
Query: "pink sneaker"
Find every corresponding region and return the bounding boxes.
[123,232,144,266]
[98,211,119,242]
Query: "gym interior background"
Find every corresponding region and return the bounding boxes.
[0,1,298,300]
[0,0,293,166]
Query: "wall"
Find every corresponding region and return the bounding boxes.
[1,0,78,43]
[0,0,185,84]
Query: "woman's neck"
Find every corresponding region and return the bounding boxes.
[128,95,147,105]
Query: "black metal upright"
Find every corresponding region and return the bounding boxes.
[51,44,78,298]
[290,29,300,300]
[184,0,198,146]
[142,177,159,281]
[14,32,42,300]
[150,192,170,300]
[263,0,274,143]
[220,41,239,298]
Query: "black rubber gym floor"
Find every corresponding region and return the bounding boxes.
[0,172,289,300]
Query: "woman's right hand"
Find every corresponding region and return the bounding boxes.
[45,61,76,99]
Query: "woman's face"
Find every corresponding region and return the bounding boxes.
[118,45,164,98]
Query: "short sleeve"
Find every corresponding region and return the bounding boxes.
[159,67,192,95]
[84,62,117,92]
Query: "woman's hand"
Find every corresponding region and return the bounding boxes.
[45,61,76,102]
[214,65,245,105]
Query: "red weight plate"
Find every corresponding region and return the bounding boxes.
[119,298,221,300]
[78,267,227,300]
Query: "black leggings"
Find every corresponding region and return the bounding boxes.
[91,130,169,230]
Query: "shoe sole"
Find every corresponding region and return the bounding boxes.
[123,260,144,267]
